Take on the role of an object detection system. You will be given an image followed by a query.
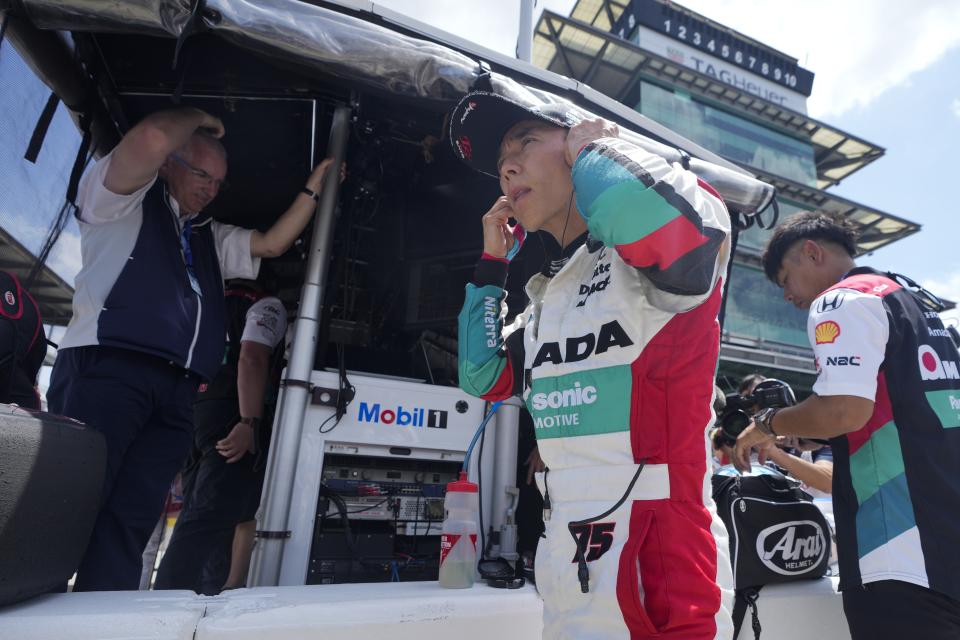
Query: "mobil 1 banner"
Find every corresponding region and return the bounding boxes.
[306,369,484,451]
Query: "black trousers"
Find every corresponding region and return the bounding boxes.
[515,408,543,556]
[154,396,264,594]
[47,346,198,592]
[843,580,960,640]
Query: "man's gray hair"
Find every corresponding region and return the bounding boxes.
[184,131,227,161]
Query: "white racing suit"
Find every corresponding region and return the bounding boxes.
[458,138,734,639]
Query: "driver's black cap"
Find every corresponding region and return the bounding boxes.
[449,91,581,179]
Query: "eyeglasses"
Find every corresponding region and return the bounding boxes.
[170,154,229,191]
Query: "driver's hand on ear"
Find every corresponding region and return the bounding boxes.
[564,118,620,166]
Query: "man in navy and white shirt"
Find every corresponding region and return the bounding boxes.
[47,107,337,591]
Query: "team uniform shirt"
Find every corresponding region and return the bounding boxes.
[809,267,960,600]
[240,297,287,350]
[61,152,260,353]
[193,293,286,452]
[459,137,733,639]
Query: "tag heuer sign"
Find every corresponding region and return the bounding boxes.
[755,520,827,576]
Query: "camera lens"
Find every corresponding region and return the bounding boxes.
[721,409,751,440]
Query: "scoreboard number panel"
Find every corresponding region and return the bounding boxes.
[618,0,814,96]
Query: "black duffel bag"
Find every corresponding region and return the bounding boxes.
[0,405,106,605]
[712,467,831,639]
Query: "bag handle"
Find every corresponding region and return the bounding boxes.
[732,587,762,640]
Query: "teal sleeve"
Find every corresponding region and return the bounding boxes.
[457,283,515,400]
[571,139,728,297]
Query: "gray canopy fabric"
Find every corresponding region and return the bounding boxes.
[7,0,775,214]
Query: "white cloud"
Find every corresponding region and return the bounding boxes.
[0,210,47,251]
[0,208,81,285]
[952,98,960,119]
[376,0,960,120]
[46,228,81,285]
[373,0,576,58]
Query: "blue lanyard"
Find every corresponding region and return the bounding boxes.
[164,186,202,298]
[180,219,195,270]
[180,219,203,298]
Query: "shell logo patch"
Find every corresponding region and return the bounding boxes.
[3,291,13,306]
[815,321,841,345]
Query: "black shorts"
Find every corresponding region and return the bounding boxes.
[842,580,960,640]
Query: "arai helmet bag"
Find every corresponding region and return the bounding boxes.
[712,469,831,638]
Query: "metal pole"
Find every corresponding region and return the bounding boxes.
[516,0,535,62]
[488,396,522,561]
[249,104,351,587]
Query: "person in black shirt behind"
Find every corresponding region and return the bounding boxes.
[0,271,46,409]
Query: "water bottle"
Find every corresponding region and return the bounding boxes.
[438,471,478,588]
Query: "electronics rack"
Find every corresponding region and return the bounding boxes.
[309,454,461,584]
[281,370,490,586]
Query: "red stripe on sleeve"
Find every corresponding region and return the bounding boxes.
[615,214,708,271]
[846,371,892,455]
[697,178,722,203]
[480,361,515,402]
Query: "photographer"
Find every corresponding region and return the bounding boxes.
[712,375,793,466]
[765,436,832,496]
[716,374,833,494]
[734,211,960,640]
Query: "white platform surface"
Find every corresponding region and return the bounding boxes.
[199,581,543,639]
[0,578,850,640]
[0,590,205,640]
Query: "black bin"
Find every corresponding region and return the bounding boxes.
[0,405,106,605]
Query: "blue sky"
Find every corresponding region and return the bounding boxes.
[0,39,84,283]
[828,47,960,305]
[2,0,959,321]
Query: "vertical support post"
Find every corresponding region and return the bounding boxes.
[248,104,351,587]
[488,396,522,561]
[516,0,535,62]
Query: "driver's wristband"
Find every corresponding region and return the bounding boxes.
[473,255,508,287]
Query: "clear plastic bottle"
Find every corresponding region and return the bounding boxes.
[438,471,478,589]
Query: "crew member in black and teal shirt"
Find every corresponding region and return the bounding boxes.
[735,210,960,639]
[47,107,339,591]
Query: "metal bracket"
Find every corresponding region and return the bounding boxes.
[255,530,292,540]
[281,378,313,390]
[472,60,494,92]
[311,386,341,406]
